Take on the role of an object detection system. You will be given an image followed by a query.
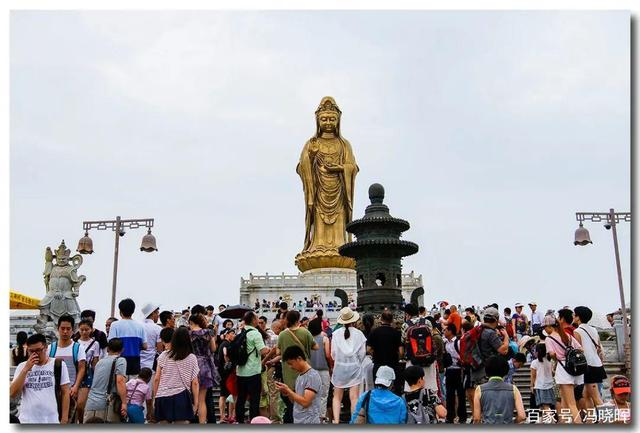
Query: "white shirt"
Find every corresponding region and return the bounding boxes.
[51,341,86,387]
[213,314,226,335]
[330,327,367,388]
[13,357,70,424]
[574,324,603,367]
[531,311,543,326]
[530,358,554,389]
[444,337,461,368]
[140,319,162,369]
[77,338,100,369]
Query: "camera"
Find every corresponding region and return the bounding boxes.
[119,228,126,237]
[604,222,612,230]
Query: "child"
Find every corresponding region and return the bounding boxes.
[530,343,555,414]
[275,345,322,424]
[505,352,527,384]
[76,319,101,423]
[126,367,153,424]
[472,356,526,424]
[404,365,447,424]
[601,375,630,424]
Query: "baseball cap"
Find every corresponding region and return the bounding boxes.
[529,301,537,306]
[483,307,499,321]
[515,303,524,308]
[141,302,161,318]
[611,376,631,394]
[375,366,395,387]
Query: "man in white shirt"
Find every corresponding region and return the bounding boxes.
[11,333,70,424]
[573,306,606,416]
[443,323,466,424]
[50,315,86,423]
[140,302,163,371]
[214,304,227,335]
[529,302,543,336]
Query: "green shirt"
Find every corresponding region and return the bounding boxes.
[236,326,266,377]
[277,327,315,389]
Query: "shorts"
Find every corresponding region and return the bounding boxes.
[554,363,584,386]
[535,388,556,406]
[574,384,585,402]
[583,365,607,384]
[80,371,94,388]
[127,404,145,423]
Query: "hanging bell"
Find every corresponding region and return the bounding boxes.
[140,228,158,252]
[574,223,592,246]
[76,231,94,254]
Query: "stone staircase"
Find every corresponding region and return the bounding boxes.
[10,362,628,423]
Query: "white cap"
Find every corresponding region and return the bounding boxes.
[141,302,161,318]
[515,303,524,308]
[375,366,395,387]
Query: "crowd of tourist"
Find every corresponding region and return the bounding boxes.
[9,298,630,424]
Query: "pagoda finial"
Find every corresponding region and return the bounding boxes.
[369,183,385,204]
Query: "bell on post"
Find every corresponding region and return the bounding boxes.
[140,228,158,252]
[76,231,94,254]
[574,223,592,246]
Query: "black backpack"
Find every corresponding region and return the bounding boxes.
[548,335,588,376]
[227,328,256,367]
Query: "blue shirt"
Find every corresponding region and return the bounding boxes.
[349,388,407,424]
[505,359,516,384]
[107,319,146,375]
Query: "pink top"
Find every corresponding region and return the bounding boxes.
[545,332,581,362]
[126,378,152,406]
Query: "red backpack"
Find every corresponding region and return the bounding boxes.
[406,319,436,367]
[458,325,484,370]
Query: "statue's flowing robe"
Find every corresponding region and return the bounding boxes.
[297,136,358,251]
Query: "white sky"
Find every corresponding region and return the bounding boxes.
[10,11,630,327]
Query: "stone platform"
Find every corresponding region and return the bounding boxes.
[240,268,424,321]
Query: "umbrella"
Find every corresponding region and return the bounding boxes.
[437,301,449,308]
[218,304,253,319]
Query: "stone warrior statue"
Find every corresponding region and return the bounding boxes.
[295,96,359,272]
[35,240,86,341]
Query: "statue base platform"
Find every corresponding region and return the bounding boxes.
[295,248,355,272]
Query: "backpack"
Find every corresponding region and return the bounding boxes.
[406,319,435,367]
[442,339,460,369]
[227,328,256,367]
[458,325,484,370]
[406,388,432,424]
[53,358,63,421]
[514,314,527,334]
[49,341,81,373]
[547,335,588,376]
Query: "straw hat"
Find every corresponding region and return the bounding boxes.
[337,307,360,325]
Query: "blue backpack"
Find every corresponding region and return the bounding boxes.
[49,341,81,372]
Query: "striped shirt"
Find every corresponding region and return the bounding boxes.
[155,351,199,398]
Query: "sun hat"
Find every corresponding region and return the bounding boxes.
[374,365,395,387]
[543,315,557,327]
[250,416,272,424]
[528,301,537,306]
[515,303,524,308]
[611,375,631,394]
[337,307,360,325]
[141,302,161,318]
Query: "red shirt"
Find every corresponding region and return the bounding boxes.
[449,312,462,335]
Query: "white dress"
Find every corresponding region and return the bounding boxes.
[330,326,367,389]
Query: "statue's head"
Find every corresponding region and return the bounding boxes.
[315,96,341,137]
[55,240,71,265]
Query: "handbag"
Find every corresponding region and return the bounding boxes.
[105,357,127,422]
[354,390,372,424]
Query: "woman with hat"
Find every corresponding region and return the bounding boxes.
[330,307,367,424]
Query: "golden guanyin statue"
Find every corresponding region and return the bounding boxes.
[295,97,358,272]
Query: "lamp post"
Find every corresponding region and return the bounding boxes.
[77,216,157,317]
[574,209,630,370]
